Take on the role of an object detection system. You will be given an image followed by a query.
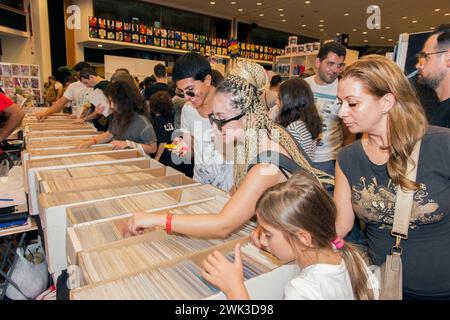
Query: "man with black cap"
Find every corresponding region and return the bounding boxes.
[35,61,93,121]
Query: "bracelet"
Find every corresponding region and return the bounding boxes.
[165,213,174,234]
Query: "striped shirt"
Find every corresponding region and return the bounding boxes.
[287,120,316,160]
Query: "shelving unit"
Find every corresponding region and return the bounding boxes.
[275,52,318,78]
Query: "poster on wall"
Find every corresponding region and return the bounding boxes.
[0,63,42,105]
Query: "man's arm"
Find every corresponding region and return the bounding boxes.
[0,104,25,141]
[35,96,70,121]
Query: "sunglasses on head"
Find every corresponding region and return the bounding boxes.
[208,112,246,131]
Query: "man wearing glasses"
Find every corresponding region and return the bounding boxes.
[172,52,233,192]
[304,41,354,178]
[416,24,450,128]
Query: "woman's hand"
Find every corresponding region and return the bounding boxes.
[111,140,129,150]
[35,111,47,122]
[171,137,190,157]
[76,140,94,149]
[127,212,163,235]
[201,243,249,300]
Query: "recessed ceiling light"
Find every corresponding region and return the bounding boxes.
[278,8,284,11]
[280,14,284,17]
[363,31,368,34]
[302,24,307,27]
[238,8,243,11]
[430,27,435,30]
[445,13,450,16]
[402,16,407,19]
[320,19,325,22]
[336,33,340,36]
[385,26,391,29]
[319,24,324,27]
[434,8,440,12]
[352,28,357,32]
[380,36,385,39]
[320,29,324,32]
[344,13,349,16]
[388,39,393,41]
[364,40,368,43]
[231,1,236,4]
[97,44,103,47]
[282,19,287,22]
[305,1,311,4]
[259,13,264,16]
[412,20,418,23]
[257,2,262,5]
[210,1,215,4]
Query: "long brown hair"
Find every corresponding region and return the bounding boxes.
[256,172,375,300]
[340,55,427,191]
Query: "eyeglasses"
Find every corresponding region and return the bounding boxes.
[416,50,446,61]
[208,112,246,131]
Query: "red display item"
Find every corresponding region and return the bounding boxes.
[140,35,147,44]
[115,21,123,31]
[124,33,131,42]
[187,33,194,42]
[140,24,147,34]
[89,16,97,27]
[0,92,14,112]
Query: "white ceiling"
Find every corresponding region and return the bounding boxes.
[145,0,450,46]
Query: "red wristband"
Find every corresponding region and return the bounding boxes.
[165,213,174,234]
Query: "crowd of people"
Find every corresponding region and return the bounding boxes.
[3,23,447,300]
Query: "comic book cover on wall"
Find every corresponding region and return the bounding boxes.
[0,63,42,105]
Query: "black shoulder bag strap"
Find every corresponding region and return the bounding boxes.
[248,150,303,179]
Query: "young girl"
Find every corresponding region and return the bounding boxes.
[77,79,157,154]
[201,172,378,300]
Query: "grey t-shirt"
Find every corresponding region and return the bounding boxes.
[338,126,450,298]
[108,112,156,144]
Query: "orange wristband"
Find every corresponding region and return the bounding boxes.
[165,213,174,234]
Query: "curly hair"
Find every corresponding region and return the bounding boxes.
[149,91,174,118]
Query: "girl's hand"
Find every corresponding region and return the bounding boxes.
[111,140,129,150]
[201,243,249,300]
[171,137,190,157]
[127,212,161,235]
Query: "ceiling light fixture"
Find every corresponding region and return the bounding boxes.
[320,19,325,22]
[97,44,103,47]
[336,33,340,36]
[280,14,284,17]
[319,24,323,27]
[412,20,418,23]
[385,26,391,29]
[210,1,215,4]
[364,40,368,43]
[344,13,349,16]
[278,8,284,11]
[352,29,357,32]
[259,13,264,16]
[320,29,324,31]
[445,13,450,16]
[238,8,243,12]
[363,31,368,34]
[305,1,311,4]
[434,8,440,12]
[388,39,393,42]
[257,2,262,5]
[302,24,306,27]
[231,1,236,4]
[380,36,385,39]
[282,19,287,22]
[402,16,407,19]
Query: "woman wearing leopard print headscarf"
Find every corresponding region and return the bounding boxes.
[128,61,333,239]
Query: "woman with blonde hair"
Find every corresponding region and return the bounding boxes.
[128,61,332,239]
[334,54,450,299]
[202,172,378,300]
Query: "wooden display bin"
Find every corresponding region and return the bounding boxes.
[66,196,230,267]
[69,237,294,300]
[26,148,147,215]
[38,173,199,274]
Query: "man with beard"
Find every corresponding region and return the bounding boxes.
[416,24,450,128]
[304,41,355,177]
